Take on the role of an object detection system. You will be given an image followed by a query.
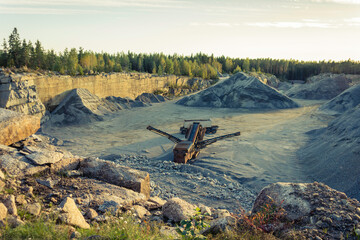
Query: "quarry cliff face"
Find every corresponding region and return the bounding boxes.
[32,72,193,110]
[0,70,211,115]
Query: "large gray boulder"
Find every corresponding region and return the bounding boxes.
[252,182,360,239]
[319,84,360,114]
[24,146,64,165]
[79,157,150,199]
[285,75,351,100]
[0,108,40,146]
[162,197,196,222]
[252,182,311,221]
[176,73,298,109]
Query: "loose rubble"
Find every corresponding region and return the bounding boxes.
[104,153,256,211]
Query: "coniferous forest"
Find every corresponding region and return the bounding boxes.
[1,28,360,80]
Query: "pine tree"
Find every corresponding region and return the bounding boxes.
[8,28,22,67]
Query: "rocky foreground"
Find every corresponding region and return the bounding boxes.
[1,108,360,239]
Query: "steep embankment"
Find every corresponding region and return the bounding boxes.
[299,103,360,199]
[319,84,360,114]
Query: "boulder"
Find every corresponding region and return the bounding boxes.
[0,180,5,191]
[133,205,150,219]
[85,208,98,220]
[98,200,121,215]
[176,73,298,109]
[80,157,150,199]
[3,195,17,216]
[59,177,146,211]
[24,146,64,165]
[159,226,180,239]
[319,84,360,114]
[15,195,27,205]
[202,216,237,235]
[36,178,59,189]
[0,144,17,155]
[144,196,167,210]
[0,152,48,177]
[0,203,7,220]
[252,182,360,239]
[7,215,25,228]
[252,182,311,221]
[58,197,90,229]
[24,202,41,216]
[0,108,40,146]
[51,157,82,173]
[162,197,196,222]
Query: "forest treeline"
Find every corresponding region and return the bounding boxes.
[1,28,360,80]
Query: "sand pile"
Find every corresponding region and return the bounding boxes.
[299,104,360,200]
[176,72,299,109]
[319,84,360,114]
[285,75,351,100]
[48,89,165,125]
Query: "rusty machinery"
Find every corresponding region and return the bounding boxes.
[146,120,240,164]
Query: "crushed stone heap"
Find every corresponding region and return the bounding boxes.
[176,72,299,109]
[285,74,351,100]
[48,88,166,126]
[49,88,112,125]
[319,84,360,114]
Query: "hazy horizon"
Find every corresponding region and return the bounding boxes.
[1,0,360,61]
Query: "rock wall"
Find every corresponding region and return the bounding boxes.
[32,72,196,110]
[0,71,46,117]
[0,69,212,113]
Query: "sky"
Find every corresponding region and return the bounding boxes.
[0,0,360,61]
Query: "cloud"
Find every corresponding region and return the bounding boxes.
[190,22,232,27]
[310,0,360,4]
[246,21,334,28]
[344,17,360,26]
[207,23,231,27]
[0,6,103,14]
[0,0,189,10]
